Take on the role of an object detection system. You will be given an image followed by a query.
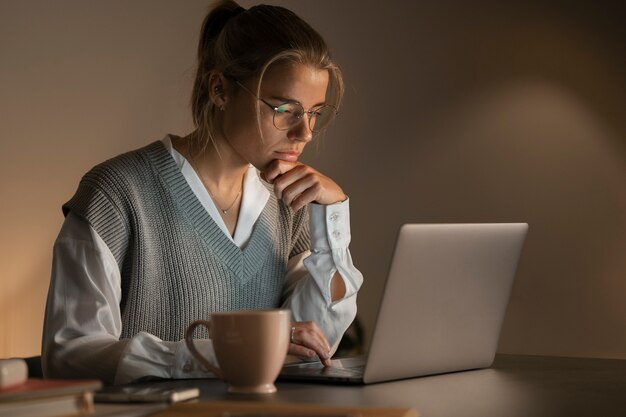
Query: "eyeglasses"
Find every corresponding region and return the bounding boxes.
[234,80,337,133]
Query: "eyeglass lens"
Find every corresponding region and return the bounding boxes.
[273,102,336,133]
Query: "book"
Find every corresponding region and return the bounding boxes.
[0,378,102,417]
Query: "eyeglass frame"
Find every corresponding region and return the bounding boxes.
[233,79,338,133]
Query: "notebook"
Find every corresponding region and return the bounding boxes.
[279,223,529,384]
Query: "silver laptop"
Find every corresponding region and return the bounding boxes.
[279,223,528,384]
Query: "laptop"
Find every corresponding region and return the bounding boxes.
[279,223,529,384]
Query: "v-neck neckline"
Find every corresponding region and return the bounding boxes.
[144,140,276,281]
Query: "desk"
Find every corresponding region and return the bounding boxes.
[98,355,626,417]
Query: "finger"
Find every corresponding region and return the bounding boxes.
[281,173,319,207]
[262,160,297,184]
[293,321,332,352]
[289,342,331,366]
[288,343,317,358]
[289,183,322,212]
[273,165,346,207]
[272,164,309,200]
[291,323,332,365]
[261,160,282,184]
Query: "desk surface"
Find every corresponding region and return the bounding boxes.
[101,354,626,417]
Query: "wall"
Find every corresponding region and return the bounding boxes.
[0,0,205,356]
[1,1,624,359]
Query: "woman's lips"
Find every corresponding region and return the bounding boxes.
[275,151,300,162]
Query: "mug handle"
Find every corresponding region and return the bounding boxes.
[184,320,223,379]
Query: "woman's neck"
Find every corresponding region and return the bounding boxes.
[172,132,248,193]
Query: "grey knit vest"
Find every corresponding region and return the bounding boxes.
[63,141,310,341]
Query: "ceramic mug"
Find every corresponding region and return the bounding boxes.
[185,309,291,394]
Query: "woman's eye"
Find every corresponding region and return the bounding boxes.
[275,105,292,114]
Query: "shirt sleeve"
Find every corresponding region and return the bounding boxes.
[281,198,364,354]
[42,212,218,385]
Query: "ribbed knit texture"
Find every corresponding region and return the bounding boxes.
[63,141,310,341]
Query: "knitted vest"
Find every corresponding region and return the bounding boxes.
[63,141,310,341]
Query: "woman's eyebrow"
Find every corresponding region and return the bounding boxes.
[268,94,300,105]
[268,95,326,107]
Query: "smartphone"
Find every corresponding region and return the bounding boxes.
[94,386,199,404]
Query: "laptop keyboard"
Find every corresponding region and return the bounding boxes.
[280,357,365,379]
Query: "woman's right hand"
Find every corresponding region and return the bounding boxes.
[288,321,332,367]
[261,160,346,212]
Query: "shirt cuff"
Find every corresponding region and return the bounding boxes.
[172,339,218,379]
[114,332,178,385]
[309,198,351,250]
[113,331,218,384]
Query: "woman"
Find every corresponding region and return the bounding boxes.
[42,0,362,385]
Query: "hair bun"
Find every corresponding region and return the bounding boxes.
[206,5,245,40]
[230,6,245,18]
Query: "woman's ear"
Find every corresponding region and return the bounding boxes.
[208,71,229,110]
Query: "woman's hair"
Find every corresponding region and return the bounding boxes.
[190,0,344,152]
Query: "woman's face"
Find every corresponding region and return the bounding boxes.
[220,63,330,170]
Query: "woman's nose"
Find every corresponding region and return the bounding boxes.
[287,116,313,143]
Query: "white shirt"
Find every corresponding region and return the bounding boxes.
[42,136,363,385]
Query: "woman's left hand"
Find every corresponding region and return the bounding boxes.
[261,160,346,212]
[288,321,333,367]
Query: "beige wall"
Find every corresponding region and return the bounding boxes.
[1,1,624,360]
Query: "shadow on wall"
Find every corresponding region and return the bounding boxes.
[304,0,626,358]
